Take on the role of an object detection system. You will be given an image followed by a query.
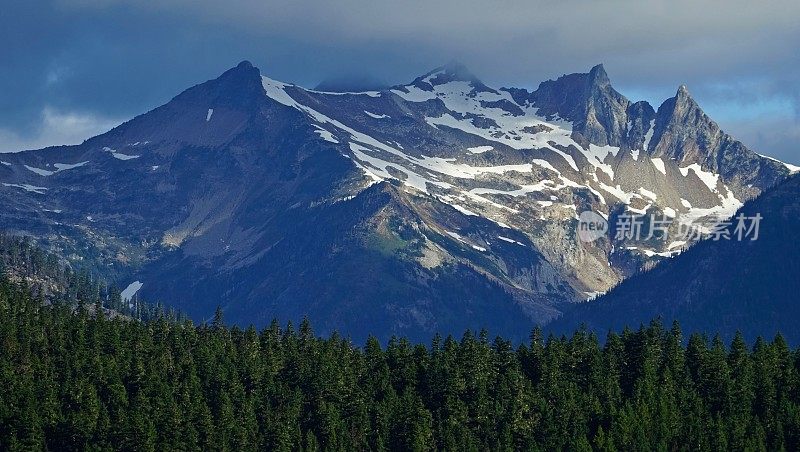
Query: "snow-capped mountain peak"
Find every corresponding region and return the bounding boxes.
[252,61,791,272]
[0,60,794,340]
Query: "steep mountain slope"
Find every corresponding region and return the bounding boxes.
[141,180,567,341]
[551,173,800,343]
[0,60,794,340]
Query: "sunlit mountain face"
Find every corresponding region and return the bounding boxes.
[0,60,794,341]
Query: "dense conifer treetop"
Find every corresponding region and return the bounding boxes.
[1,271,799,451]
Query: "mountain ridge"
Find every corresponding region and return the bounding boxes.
[0,60,795,341]
[551,173,800,344]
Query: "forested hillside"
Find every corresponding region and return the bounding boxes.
[0,234,179,322]
[2,271,799,450]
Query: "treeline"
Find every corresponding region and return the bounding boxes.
[0,233,180,322]
[0,234,64,283]
[1,275,799,451]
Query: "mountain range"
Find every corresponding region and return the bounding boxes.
[0,60,796,342]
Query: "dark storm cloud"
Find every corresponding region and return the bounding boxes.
[2,0,799,162]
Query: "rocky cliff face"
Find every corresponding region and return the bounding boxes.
[0,61,794,341]
[530,64,631,148]
[551,173,800,344]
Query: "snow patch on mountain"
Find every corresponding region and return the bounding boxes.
[391,86,437,103]
[3,183,47,194]
[24,165,54,176]
[26,161,90,176]
[497,235,525,246]
[364,111,389,119]
[638,187,658,201]
[54,162,89,171]
[642,120,655,150]
[308,88,381,97]
[467,146,493,154]
[677,189,742,230]
[651,158,666,175]
[313,126,340,144]
[261,77,299,107]
[103,147,139,160]
[680,163,720,192]
[585,144,618,179]
[450,203,478,216]
[759,153,800,173]
[121,281,143,302]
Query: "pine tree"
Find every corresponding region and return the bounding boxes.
[0,257,798,451]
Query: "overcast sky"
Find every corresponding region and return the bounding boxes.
[2,0,798,163]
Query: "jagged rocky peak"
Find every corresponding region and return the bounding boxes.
[645,84,791,185]
[668,84,705,121]
[581,64,631,147]
[2,58,795,343]
[529,70,591,120]
[649,83,724,163]
[587,63,611,87]
[531,63,630,148]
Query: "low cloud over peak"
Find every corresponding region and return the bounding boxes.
[2,0,798,163]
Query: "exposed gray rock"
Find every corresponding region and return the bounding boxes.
[0,60,794,342]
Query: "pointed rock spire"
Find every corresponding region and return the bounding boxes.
[674,84,697,108]
[531,63,630,147]
[588,64,611,87]
[648,83,724,164]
